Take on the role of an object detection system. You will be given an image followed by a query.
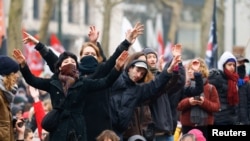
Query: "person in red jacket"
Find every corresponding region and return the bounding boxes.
[177,58,220,139]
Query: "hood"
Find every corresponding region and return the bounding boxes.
[217,51,236,71]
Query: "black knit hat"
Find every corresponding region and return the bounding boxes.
[142,48,158,60]
[79,55,98,75]
[0,55,19,76]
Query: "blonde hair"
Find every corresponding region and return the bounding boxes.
[3,73,17,91]
[79,42,103,63]
[187,57,209,78]
[96,130,120,141]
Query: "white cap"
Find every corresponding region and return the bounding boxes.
[134,61,148,70]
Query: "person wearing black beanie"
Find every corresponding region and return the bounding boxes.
[0,55,19,76]
[0,55,20,141]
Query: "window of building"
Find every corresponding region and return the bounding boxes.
[33,0,39,19]
[84,0,89,25]
[68,0,80,24]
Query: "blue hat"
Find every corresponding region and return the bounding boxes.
[0,55,19,76]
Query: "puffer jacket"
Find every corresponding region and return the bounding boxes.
[208,51,239,125]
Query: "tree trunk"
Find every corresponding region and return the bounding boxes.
[38,0,55,44]
[101,2,112,57]
[200,0,213,58]
[162,0,183,44]
[7,0,24,56]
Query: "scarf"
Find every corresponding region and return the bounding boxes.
[0,75,17,104]
[224,68,239,106]
[58,64,79,96]
[190,78,208,125]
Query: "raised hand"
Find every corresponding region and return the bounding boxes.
[88,26,99,44]
[172,44,182,57]
[191,59,200,72]
[23,32,39,45]
[126,22,144,44]
[158,55,165,72]
[29,86,40,102]
[167,55,181,73]
[115,51,129,71]
[12,49,26,67]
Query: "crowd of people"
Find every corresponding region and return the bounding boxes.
[0,22,250,141]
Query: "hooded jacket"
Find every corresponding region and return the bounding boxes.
[208,51,238,125]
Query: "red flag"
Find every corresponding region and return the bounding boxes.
[157,31,165,57]
[22,29,44,76]
[50,33,65,53]
[0,0,5,47]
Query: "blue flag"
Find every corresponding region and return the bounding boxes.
[205,0,218,69]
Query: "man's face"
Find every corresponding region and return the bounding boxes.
[146,53,157,68]
[128,66,147,83]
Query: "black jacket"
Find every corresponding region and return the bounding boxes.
[149,62,185,135]
[35,40,131,141]
[20,64,120,141]
[208,69,238,125]
[110,67,174,134]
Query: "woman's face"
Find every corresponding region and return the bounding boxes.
[224,62,236,73]
[187,68,195,79]
[80,46,97,59]
[60,57,77,68]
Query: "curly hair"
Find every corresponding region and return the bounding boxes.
[187,57,209,78]
[3,73,17,91]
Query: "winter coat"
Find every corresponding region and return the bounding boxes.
[208,52,239,125]
[0,90,15,141]
[20,64,121,141]
[122,104,153,139]
[149,62,186,135]
[35,40,131,141]
[110,66,175,134]
[177,81,220,126]
[237,80,250,124]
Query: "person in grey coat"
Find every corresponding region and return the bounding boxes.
[12,49,128,141]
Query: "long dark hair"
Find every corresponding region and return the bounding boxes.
[54,51,79,74]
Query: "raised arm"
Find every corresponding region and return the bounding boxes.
[12,49,51,91]
[23,32,59,73]
[91,22,144,79]
[88,25,107,62]
[84,51,129,91]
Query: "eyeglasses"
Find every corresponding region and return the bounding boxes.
[179,133,196,141]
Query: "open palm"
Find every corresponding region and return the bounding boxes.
[12,49,26,65]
